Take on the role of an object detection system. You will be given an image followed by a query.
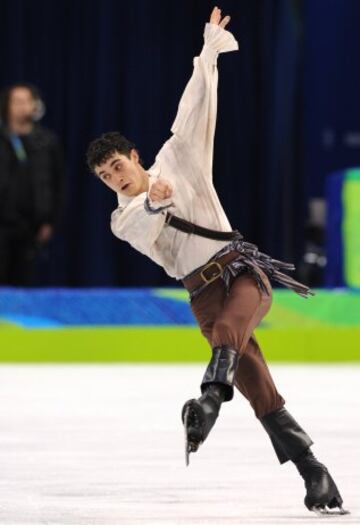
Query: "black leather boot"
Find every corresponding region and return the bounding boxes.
[181,383,226,453]
[260,406,313,464]
[182,345,239,465]
[294,449,349,515]
[260,407,349,515]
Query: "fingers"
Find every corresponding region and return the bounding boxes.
[210,6,221,25]
[153,180,172,194]
[149,180,173,202]
[219,15,231,29]
[209,6,231,28]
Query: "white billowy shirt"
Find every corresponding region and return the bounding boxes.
[110,22,239,280]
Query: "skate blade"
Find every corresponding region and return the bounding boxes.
[185,440,198,466]
[183,404,201,466]
[311,505,350,516]
[184,406,192,466]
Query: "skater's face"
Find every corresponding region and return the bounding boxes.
[95,149,149,197]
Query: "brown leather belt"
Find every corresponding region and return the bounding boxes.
[165,212,242,241]
[182,250,242,293]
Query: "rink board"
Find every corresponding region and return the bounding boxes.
[0,287,359,362]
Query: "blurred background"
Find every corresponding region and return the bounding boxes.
[0,0,359,362]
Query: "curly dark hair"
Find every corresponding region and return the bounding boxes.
[86,131,143,173]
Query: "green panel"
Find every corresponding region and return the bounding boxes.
[345,168,360,181]
[0,326,210,362]
[0,325,359,362]
[343,170,360,287]
[256,328,360,362]
[155,288,360,327]
[267,289,360,326]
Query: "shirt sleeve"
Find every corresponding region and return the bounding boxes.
[110,192,167,256]
[169,22,239,173]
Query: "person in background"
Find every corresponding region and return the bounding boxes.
[0,82,65,286]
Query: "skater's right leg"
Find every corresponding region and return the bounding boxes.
[181,345,240,459]
[183,269,273,462]
[183,275,231,461]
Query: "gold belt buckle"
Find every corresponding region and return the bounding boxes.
[199,261,223,284]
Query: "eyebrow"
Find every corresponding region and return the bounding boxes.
[110,158,122,167]
[98,159,122,176]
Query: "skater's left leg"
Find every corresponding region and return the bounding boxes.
[260,406,313,464]
[233,335,285,419]
[232,335,291,464]
[260,406,349,514]
[234,335,349,514]
[294,447,349,514]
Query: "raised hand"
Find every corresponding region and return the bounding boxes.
[209,5,231,29]
[149,179,173,202]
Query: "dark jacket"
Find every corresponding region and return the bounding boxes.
[0,123,65,235]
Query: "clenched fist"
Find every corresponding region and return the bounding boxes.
[149,179,173,202]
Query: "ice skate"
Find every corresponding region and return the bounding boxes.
[182,383,225,465]
[295,449,350,516]
[182,345,239,465]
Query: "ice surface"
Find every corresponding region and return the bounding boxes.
[0,364,358,524]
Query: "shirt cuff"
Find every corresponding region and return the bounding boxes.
[200,22,239,65]
[144,195,174,214]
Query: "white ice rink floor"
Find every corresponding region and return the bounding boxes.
[0,364,358,525]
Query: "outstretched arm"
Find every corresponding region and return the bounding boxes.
[111,7,239,246]
[169,7,239,175]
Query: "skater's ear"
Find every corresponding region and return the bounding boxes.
[129,147,144,167]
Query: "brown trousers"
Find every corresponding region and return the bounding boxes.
[190,268,285,419]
